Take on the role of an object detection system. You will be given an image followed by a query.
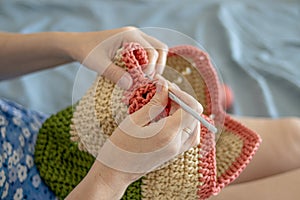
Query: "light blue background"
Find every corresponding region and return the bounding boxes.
[1,0,299,117]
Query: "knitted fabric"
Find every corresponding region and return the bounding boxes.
[35,43,261,200]
[34,107,95,199]
[35,106,142,199]
[119,43,171,119]
[141,116,214,200]
[70,77,111,156]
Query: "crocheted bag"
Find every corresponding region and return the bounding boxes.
[34,43,261,200]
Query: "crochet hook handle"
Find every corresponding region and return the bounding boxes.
[168,91,218,134]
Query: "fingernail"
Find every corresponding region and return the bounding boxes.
[118,73,133,90]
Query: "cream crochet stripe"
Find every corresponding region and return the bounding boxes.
[69,44,261,200]
[70,77,110,157]
[70,76,201,199]
[216,131,243,178]
[70,75,128,157]
[70,48,202,199]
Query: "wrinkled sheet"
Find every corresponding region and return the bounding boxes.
[0,0,299,117]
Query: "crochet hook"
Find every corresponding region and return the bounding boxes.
[145,74,218,134]
[168,91,217,134]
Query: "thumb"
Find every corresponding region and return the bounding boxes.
[102,63,133,90]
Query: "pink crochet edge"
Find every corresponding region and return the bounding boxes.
[197,115,217,198]
[216,115,261,190]
[120,43,261,199]
[168,46,261,199]
[168,46,223,122]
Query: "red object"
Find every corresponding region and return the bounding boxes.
[121,42,171,121]
[222,84,234,110]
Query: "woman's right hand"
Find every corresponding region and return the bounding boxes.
[67,75,203,200]
[96,75,203,183]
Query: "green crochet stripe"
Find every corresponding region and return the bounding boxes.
[121,179,143,200]
[34,106,142,199]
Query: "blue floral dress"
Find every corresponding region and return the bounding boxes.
[0,99,57,200]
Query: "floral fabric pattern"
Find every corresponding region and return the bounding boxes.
[0,99,57,200]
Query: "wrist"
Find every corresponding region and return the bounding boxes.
[89,160,138,199]
[67,160,136,200]
[56,31,104,64]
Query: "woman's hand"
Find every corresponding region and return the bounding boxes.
[66,27,168,89]
[67,76,203,200]
[97,76,202,182]
[0,27,167,84]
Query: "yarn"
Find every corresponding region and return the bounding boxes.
[35,43,262,200]
[221,84,234,110]
[35,106,143,199]
[121,43,171,119]
[34,107,95,199]
[70,77,112,156]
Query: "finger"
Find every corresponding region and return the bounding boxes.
[153,75,181,116]
[169,83,203,114]
[182,121,201,152]
[125,34,157,77]
[155,48,168,75]
[127,77,168,126]
[139,32,168,77]
[144,48,158,77]
[102,62,133,90]
[165,80,202,115]
[151,107,198,153]
[140,31,168,53]
[141,34,168,75]
[180,119,199,143]
[164,107,198,133]
[169,100,180,115]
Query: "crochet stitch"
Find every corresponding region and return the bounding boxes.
[35,106,143,199]
[121,43,171,119]
[35,107,94,198]
[35,43,261,200]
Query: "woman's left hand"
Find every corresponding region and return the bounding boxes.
[65,26,168,89]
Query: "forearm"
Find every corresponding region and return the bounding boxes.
[66,161,133,200]
[0,32,75,80]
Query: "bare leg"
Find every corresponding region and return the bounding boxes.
[232,117,300,184]
[210,168,300,200]
[209,117,300,199]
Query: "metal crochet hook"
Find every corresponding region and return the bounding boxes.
[145,74,218,134]
[168,91,217,134]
